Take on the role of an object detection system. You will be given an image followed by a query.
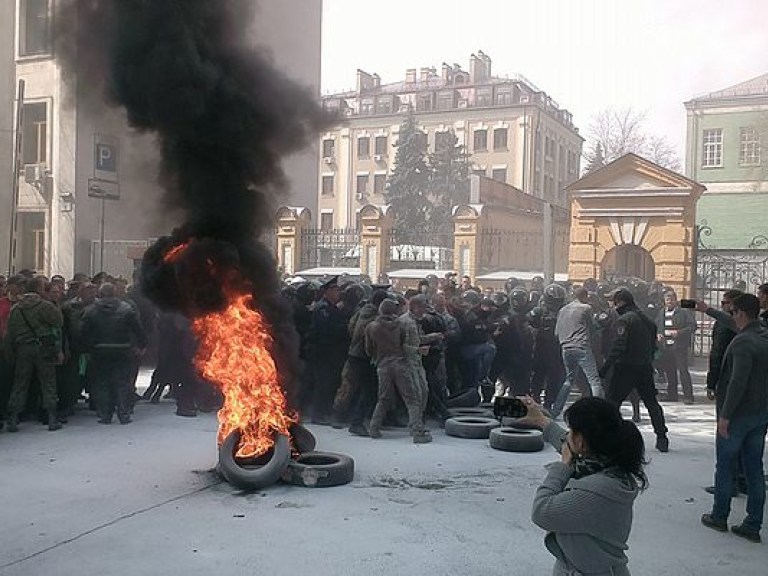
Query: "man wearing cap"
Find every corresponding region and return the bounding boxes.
[309,276,348,425]
[600,288,670,452]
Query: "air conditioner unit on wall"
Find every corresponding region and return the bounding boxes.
[374,154,384,162]
[24,164,42,184]
[323,156,335,164]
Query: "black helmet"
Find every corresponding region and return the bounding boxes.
[531,276,545,290]
[583,277,598,293]
[295,281,319,306]
[504,277,521,293]
[510,287,529,305]
[543,283,567,305]
[491,292,509,309]
[461,289,481,307]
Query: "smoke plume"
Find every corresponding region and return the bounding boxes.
[56,0,332,405]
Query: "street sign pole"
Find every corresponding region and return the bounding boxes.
[99,194,106,273]
[91,135,119,274]
[7,80,25,274]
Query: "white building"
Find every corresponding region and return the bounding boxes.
[0,0,322,278]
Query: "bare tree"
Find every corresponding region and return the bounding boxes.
[583,107,681,173]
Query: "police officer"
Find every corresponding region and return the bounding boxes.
[528,284,567,409]
[308,276,348,425]
[4,277,65,432]
[600,288,670,452]
[81,283,147,424]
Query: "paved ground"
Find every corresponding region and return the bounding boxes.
[0,366,766,576]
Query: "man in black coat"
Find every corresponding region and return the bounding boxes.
[601,288,669,452]
[308,277,348,425]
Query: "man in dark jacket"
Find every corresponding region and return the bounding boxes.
[701,294,768,543]
[4,278,65,432]
[601,288,669,452]
[656,291,697,403]
[81,283,147,424]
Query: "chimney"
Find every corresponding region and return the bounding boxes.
[357,69,375,93]
[372,73,381,89]
[478,50,492,78]
[405,68,417,84]
[470,53,480,83]
[420,67,432,82]
[442,62,452,81]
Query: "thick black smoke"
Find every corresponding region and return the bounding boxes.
[56,0,332,406]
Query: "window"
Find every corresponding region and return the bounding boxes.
[492,168,507,182]
[437,91,456,111]
[320,212,333,231]
[475,88,492,107]
[702,128,723,167]
[321,175,334,196]
[356,174,369,195]
[373,174,386,195]
[495,90,513,106]
[357,137,370,159]
[19,0,51,57]
[434,131,452,152]
[322,139,335,158]
[376,97,392,115]
[22,102,47,165]
[360,99,374,115]
[472,168,486,178]
[417,94,433,112]
[473,129,488,151]
[493,128,508,150]
[740,127,761,166]
[374,136,388,156]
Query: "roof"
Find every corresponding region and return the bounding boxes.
[688,72,768,102]
[697,193,768,249]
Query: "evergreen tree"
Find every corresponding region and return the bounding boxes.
[584,141,606,174]
[428,129,471,234]
[385,107,431,233]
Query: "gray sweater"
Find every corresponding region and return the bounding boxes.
[555,300,594,350]
[532,422,638,576]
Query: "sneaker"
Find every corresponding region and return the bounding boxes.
[119,417,132,425]
[349,424,369,437]
[655,436,669,453]
[701,513,728,532]
[98,418,112,425]
[731,524,761,543]
[176,408,197,418]
[704,485,739,497]
[368,427,382,439]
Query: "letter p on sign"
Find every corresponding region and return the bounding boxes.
[94,135,119,183]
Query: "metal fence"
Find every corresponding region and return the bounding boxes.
[692,227,768,355]
[389,228,454,271]
[300,228,360,270]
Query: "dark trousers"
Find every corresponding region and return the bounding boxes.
[58,353,83,414]
[0,354,13,419]
[8,345,58,414]
[530,342,565,409]
[347,356,378,426]
[311,349,345,420]
[89,352,134,422]
[660,345,693,401]
[606,363,667,438]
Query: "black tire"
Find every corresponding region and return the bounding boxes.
[500,417,539,429]
[489,427,544,452]
[444,416,500,439]
[281,451,355,487]
[290,423,317,453]
[448,407,495,419]
[218,430,291,490]
[445,387,481,408]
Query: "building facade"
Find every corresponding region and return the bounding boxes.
[1,0,322,278]
[318,52,583,229]
[684,74,768,252]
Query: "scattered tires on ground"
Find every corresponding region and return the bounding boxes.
[444,416,500,439]
[281,451,355,487]
[218,430,291,490]
[445,387,481,408]
[489,427,544,452]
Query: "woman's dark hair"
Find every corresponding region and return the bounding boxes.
[564,397,648,490]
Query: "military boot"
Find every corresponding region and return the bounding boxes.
[47,410,62,431]
[6,414,19,433]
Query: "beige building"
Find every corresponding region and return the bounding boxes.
[318,52,583,229]
[1,0,322,278]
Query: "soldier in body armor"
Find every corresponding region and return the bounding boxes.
[529,283,567,410]
[492,287,534,397]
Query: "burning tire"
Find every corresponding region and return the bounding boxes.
[444,416,500,439]
[448,407,495,419]
[218,429,291,490]
[489,427,544,452]
[281,451,355,487]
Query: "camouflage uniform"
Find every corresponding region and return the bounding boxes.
[5,293,64,428]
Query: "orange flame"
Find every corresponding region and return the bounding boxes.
[163,241,190,264]
[192,289,296,459]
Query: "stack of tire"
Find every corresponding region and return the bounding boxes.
[218,423,355,490]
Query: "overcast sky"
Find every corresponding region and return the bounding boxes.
[321,0,767,159]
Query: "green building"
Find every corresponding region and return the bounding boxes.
[684,73,768,294]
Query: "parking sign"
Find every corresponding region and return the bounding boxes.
[94,134,119,183]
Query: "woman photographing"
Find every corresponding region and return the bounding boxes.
[519,396,648,576]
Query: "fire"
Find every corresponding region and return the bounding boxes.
[192,288,296,459]
[163,242,190,264]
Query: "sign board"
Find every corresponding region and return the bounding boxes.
[87,178,120,200]
[94,134,119,183]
